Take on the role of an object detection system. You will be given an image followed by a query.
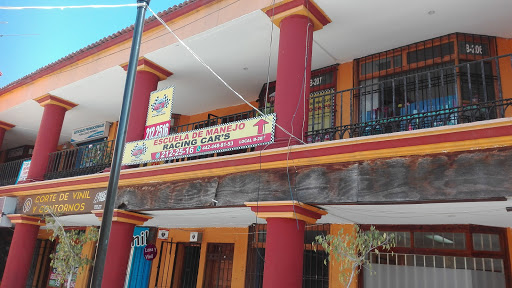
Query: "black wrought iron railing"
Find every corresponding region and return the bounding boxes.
[0,158,30,186]
[44,140,115,180]
[307,54,512,143]
[170,110,258,134]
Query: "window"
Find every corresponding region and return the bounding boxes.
[473,233,501,252]
[414,232,466,250]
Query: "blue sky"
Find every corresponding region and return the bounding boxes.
[0,0,184,88]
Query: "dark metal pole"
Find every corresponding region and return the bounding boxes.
[90,0,150,286]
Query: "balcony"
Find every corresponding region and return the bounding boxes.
[1,54,511,186]
[306,54,512,142]
[0,158,30,186]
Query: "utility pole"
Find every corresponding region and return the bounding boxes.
[90,0,150,286]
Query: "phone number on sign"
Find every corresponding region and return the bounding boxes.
[151,140,236,160]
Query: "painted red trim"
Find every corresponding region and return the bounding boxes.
[306,0,330,26]
[121,58,173,78]
[251,205,324,219]
[265,0,304,18]
[7,215,44,224]
[2,124,512,195]
[265,0,330,27]
[35,95,78,109]
[0,0,216,94]
[94,210,151,222]
[113,211,151,222]
[0,121,15,130]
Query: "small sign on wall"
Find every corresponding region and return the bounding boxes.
[143,244,157,261]
[71,122,111,144]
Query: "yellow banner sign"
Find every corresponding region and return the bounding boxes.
[123,114,276,165]
[18,188,107,216]
[146,86,174,126]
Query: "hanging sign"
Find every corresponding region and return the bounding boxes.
[144,86,174,140]
[143,244,157,261]
[18,188,107,216]
[123,114,276,165]
[15,159,31,184]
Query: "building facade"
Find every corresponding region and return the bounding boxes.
[1,0,512,287]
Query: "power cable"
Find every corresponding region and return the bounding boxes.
[147,6,306,146]
[0,4,143,10]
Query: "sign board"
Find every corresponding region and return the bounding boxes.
[126,227,152,288]
[71,122,111,144]
[18,188,107,216]
[123,114,276,165]
[144,87,174,140]
[143,244,157,261]
[48,267,77,288]
[132,228,149,247]
[15,160,31,184]
[458,41,490,56]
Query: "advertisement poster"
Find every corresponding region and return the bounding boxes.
[15,159,31,184]
[123,114,276,165]
[144,86,174,140]
[47,267,77,288]
[126,227,152,288]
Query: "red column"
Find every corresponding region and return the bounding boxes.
[92,209,152,288]
[1,215,44,288]
[126,70,159,143]
[273,15,314,146]
[265,217,306,287]
[246,201,327,288]
[0,121,15,150]
[23,95,77,182]
[122,58,173,143]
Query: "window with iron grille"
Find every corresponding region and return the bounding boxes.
[354,33,498,123]
[245,224,330,288]
[257,65,338,142]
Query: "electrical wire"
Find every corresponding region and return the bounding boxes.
[147,6,306,146]
[0,4,143,10]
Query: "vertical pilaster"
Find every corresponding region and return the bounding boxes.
[0,215,45,288]
[92,209,152,288]
[246,201,327,288]
[121,58,173,143]
[23,95,77,182]
[0,121,15,151]
[263,0,331,147]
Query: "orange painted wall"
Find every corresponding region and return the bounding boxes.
[497,37,512,117]
[329,224,357,288]
[336,62,354,133]
[148,227,249,288]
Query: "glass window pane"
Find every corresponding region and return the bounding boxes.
[414,232,465,249]
[425,255,434,267]
[493,259,503,272]
[435,256,444,268]
[455,257,466,269]
[473,233,501,251]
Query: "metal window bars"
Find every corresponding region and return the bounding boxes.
[306,53,512,143]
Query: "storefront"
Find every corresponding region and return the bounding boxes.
[361,225,509,288]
